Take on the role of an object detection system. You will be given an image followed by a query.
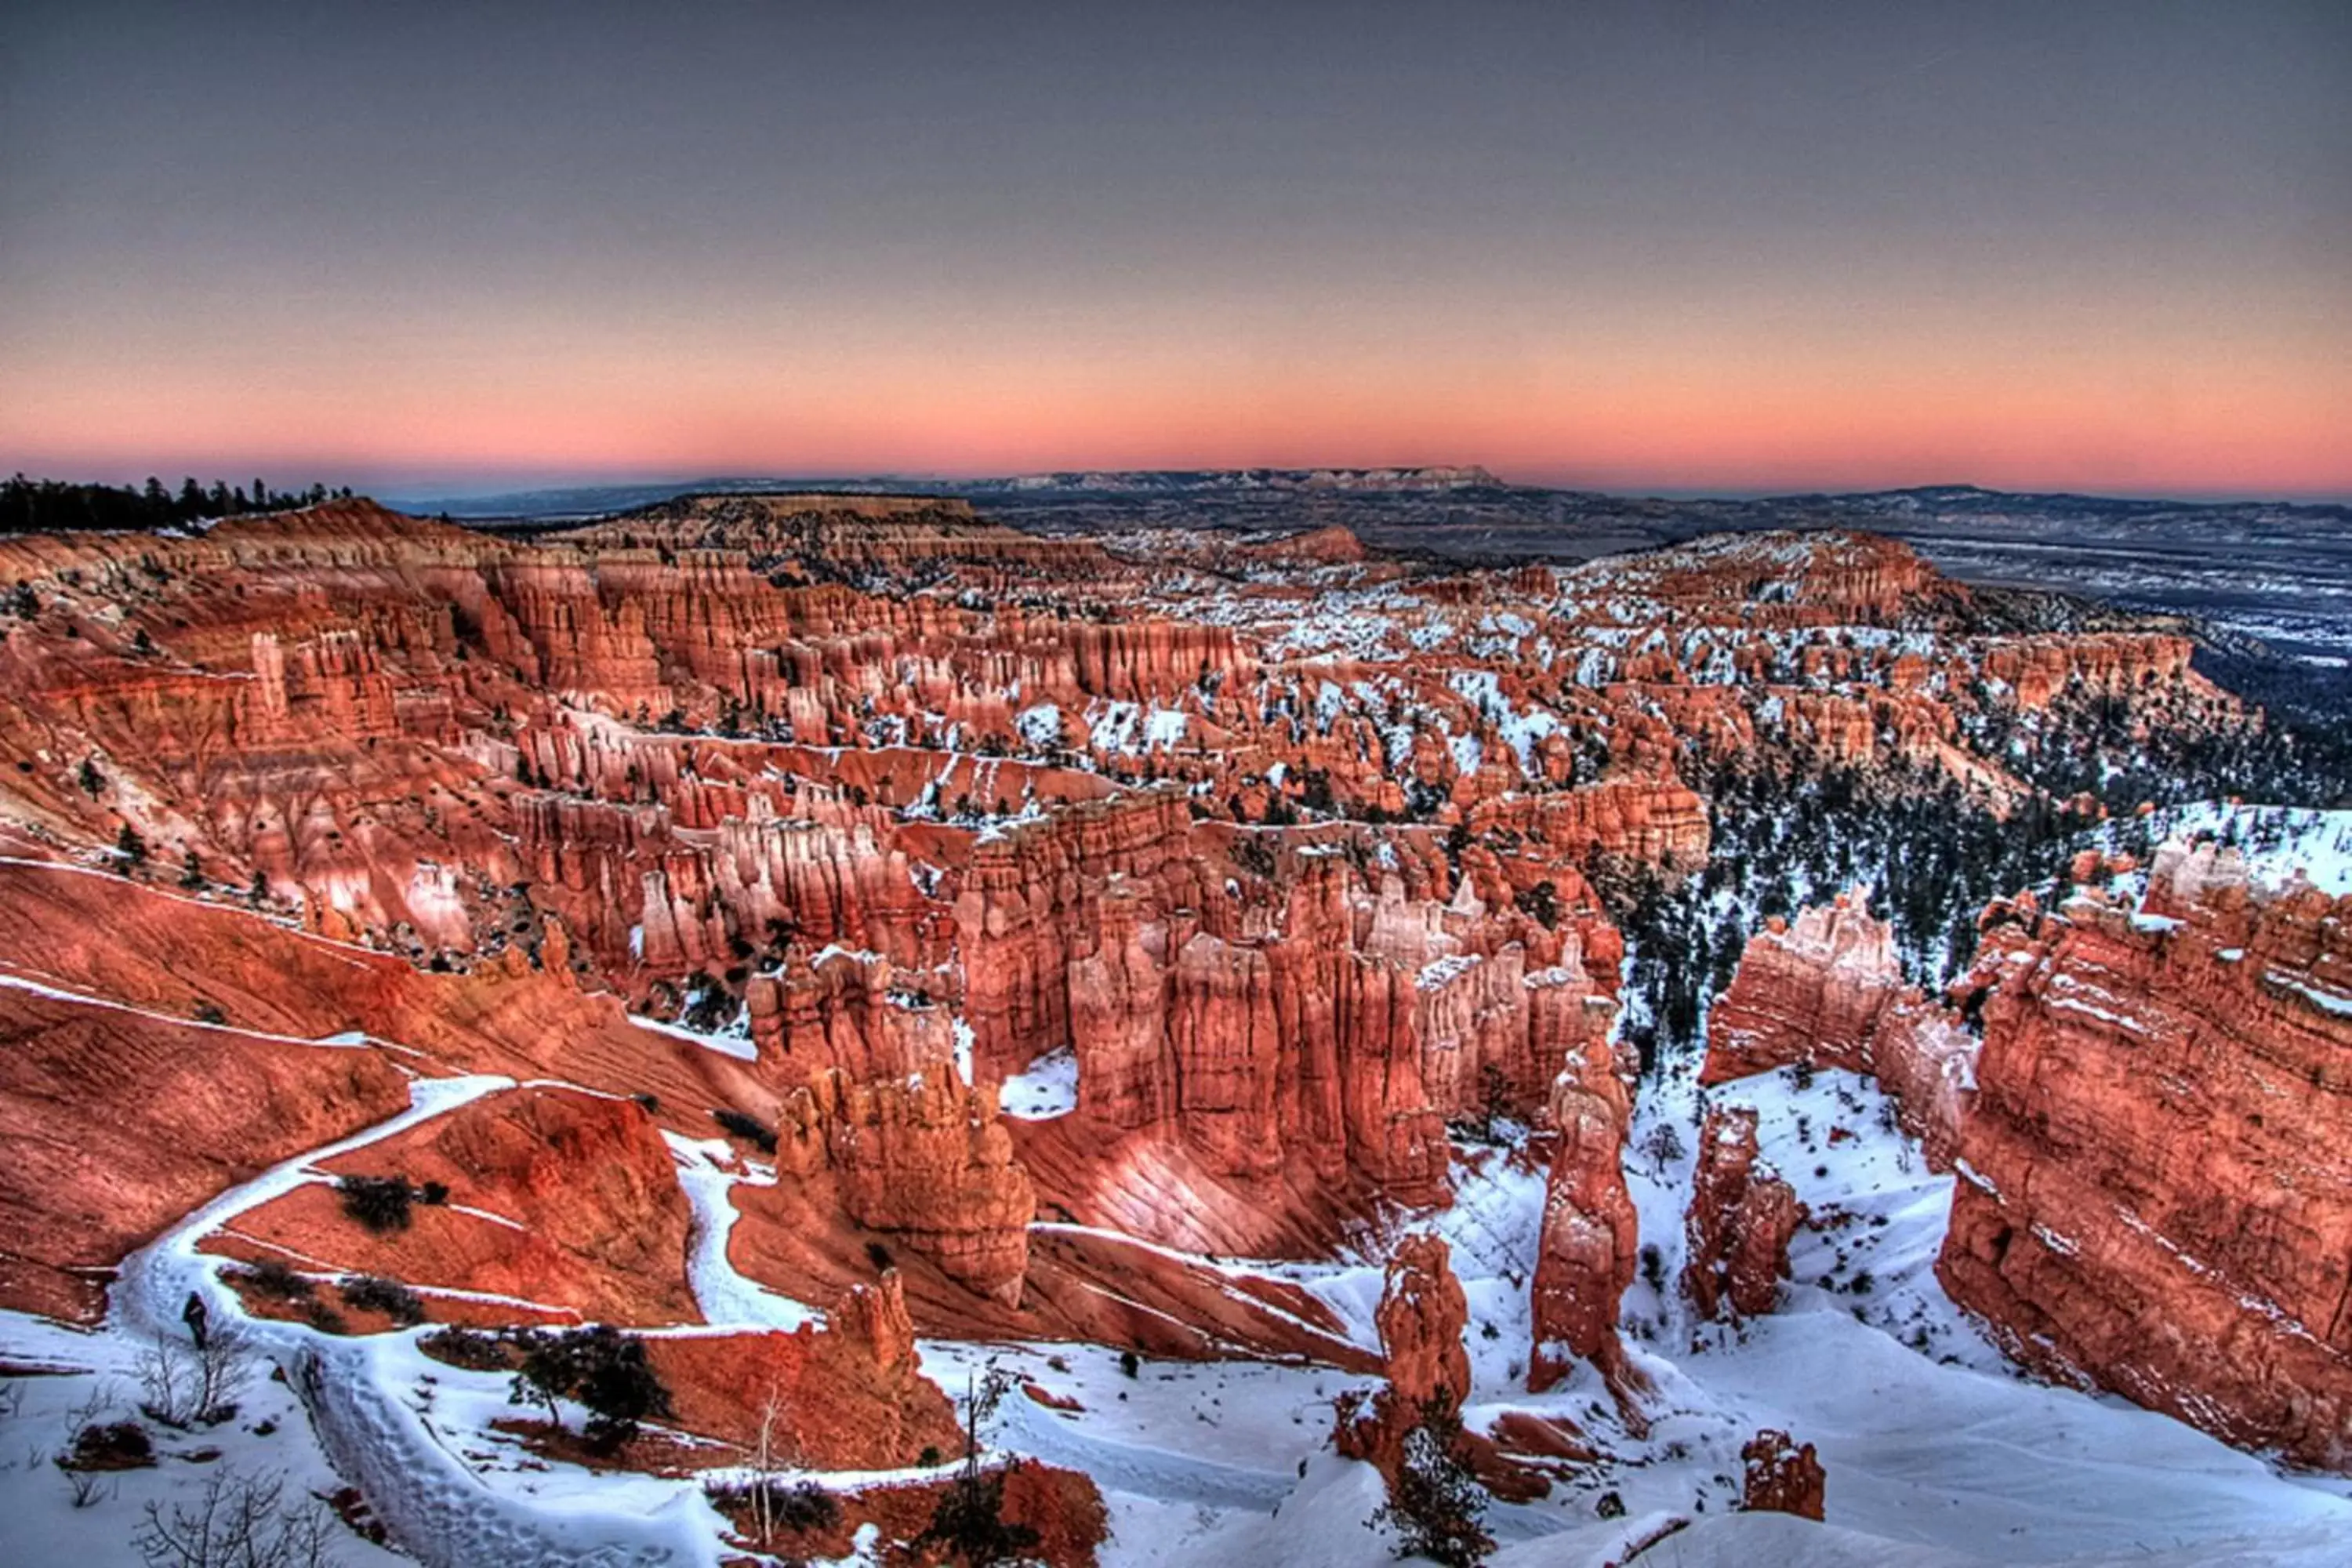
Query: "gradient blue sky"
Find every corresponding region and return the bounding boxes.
[4,1,2347,497]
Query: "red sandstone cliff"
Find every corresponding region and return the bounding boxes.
[1937,845,2352,1470]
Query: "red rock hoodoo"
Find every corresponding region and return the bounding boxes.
[0,488,2305,1532]
[1682,1105,1804,1323]
[1739,1428,1826,1519]
[1528,1035,1639,1392]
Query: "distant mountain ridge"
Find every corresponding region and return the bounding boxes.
[394,470,2347,524]
[394,465,1509,518]
[989,465,1504,494]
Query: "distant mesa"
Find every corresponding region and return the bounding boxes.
[991,465,1507,495]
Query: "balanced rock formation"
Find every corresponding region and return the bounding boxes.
[1338,1235,1474,1472]
[1373,1232,1475,1411]
[1703,891,1977,1168]
[1337,1233,1551,1504]
[1938,843,2352,1469]
[1682,1106,1804,1323]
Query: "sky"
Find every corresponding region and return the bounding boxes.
[3,1,2348,500]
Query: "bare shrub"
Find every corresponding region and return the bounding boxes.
[418,1325,508,1371]
[334,1175,412,1234]
[62,1418,154,1471]
[705,1378,835,1544]
[132,1465,339,1568]
[232,1261,314,1301]
[60,1461,112,1508]
[139,1320,248,1428]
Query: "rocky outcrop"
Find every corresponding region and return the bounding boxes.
[1528,1036,1638,1392]
[0,495,2288,1484]
[648,1271,960,1469]
[1483,780,1710,871]
[1937,844,2352,1470]
[1703,893,1977,1168]
[1682,1106,1803,1323]
[1336,1232,1575,1508]
[1977,633,2198,710]
[554,491,1117,579]
[776,1069,1035,1304]
[961,793,1621,1247]
[1372,1232,1474,1410]
[1740,1429,1825,1519]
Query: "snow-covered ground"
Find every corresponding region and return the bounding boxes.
[1000,1047,1080,1120]
[2131,802,2352,897]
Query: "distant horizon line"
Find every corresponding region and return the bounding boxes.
[373,469,2352,511]
[13,464,2350,511]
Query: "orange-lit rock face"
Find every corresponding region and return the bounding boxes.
[1374,1232,1475,1410]
[776,1069,1037,1303]
[1338,1232,1558,1504]
[1938,847,2352,1469]
[1703,892,1976,1169]
[1682,1106,1803,1323]
[0,500,2264,1416]
[649,1272,960,1469]
[220,1085,699,1327]
[1337,1233,1472,1468]
[0,989,412,1322]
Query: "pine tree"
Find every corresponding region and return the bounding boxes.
[1371,1397,1493,1566]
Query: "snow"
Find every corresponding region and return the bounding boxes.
[952,1015,975,1086]
[0,1308,411,1568]
[998,1047,1079,1120]
[2,1058,2341,1568]
[630,1005,757,1062]
[2135,803,2352,898]
[665,1134,822,1332]
[1015,702,1063,748]
[10,795,2352,1568]
[61,1073,733,1567]
[2272,974,2352,1018]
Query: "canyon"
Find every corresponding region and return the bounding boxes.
[0,491,2345,1567]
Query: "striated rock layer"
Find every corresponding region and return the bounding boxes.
[1938,843,2352,1470]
